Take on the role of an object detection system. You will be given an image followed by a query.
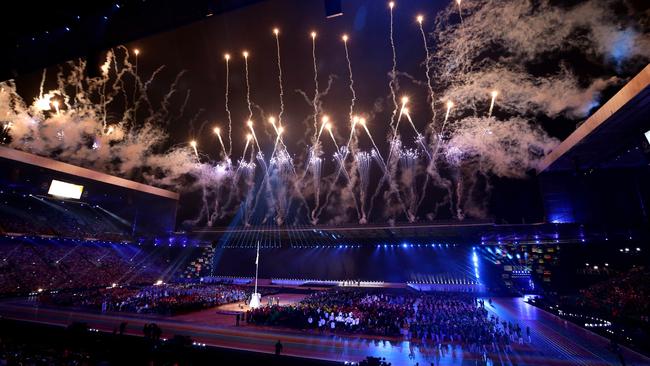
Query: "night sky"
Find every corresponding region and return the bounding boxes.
[6,0,649,226]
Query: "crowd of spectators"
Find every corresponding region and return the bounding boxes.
[0,237,181,295]
[0,191,131,241]
[527,266,650,354]
[577,266,649,321]
[40,283,248,316]
[247,289,526,353]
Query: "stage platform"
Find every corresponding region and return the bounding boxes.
[1,297,648,365]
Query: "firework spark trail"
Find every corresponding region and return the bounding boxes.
[343,116,358,158]
[309,156,322,224]
[311,32,320,140]
[241,134,252,163]
[132,48,140,108]
[399,149,419,222]
[388,2,399,133]
[418,100,455,213]
[417,15,437,129]
[251,152,275,224]
[432,100,455,159]
[335,149,362,219]
[456,179,464,219]
[239,162,257,225]
[356,151,371,223]
[273,29,286,126]
[404,111,432,160]
[326,125,340,152]
[190,140,199,159]
[359,119,387,170]
[342,35,356,123]
[488,90,498,117]
[456,0,464,24]
[214,127,227,158]
[243,51,253,120]
[246,120,263,155]
[369,138,410,221]
[224,54,233,156]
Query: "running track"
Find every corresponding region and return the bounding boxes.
[0,297,648,366]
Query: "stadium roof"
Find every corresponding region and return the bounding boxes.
[538,63,650,173]
[186,220,647,246]
[0,145,179,200]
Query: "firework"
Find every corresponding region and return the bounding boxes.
[342,34,356,123]
[243,51,253,120]
[190,140,199,159]
[311,31,320,140]
[388,1,399,133]
[488,90,498,117]
[417,15,436,129]
[273,28,285,125]
[224,53,233,155]
[214,127,227,158]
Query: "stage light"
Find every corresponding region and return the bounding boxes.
[48,180,84,199]
[324,0,343,18]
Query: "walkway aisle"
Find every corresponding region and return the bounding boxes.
[2,298,649,366]
[488,297,650,366]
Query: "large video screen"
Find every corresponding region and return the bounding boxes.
[48,180,84,199]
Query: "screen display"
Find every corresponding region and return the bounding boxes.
[48,180,84,199]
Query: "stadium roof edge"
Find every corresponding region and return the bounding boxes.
[537,63,650,173]
[0,145,179,200]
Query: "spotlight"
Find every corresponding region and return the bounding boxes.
[324,0,343,18]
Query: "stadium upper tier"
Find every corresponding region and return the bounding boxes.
[0,236,202,296]
[0,191,132,240]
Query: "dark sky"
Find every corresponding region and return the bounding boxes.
[120,0,448,160]
[10,0,647,226]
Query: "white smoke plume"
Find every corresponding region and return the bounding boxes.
[1,0,648,226]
